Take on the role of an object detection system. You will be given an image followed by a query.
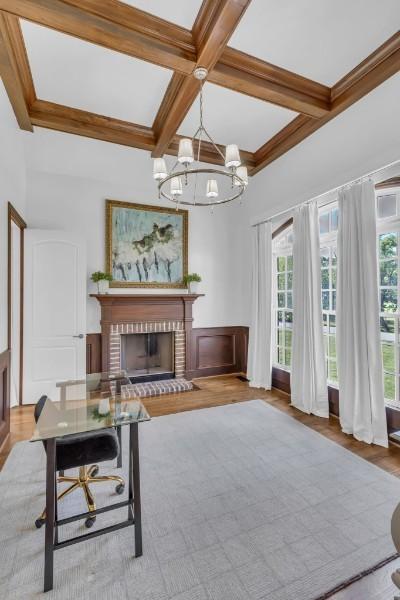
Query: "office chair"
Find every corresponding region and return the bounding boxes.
[34,395,125,529]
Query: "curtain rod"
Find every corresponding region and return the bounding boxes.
[251,158,400,227]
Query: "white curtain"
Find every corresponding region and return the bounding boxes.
[247,221,272,389]
[337,181,388,447]
[291,201,329,417]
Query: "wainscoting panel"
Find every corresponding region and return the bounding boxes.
[86,327,249,379]
[86,334,102,374]
[0,349,10,448]
[187,326,248,379]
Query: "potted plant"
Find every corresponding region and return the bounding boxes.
[183,273,202,294]
[91,271,112,294]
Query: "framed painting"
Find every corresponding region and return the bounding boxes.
[106,200,188,288]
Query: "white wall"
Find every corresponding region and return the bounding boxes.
[24,130,248,331]
[0,82,27,354]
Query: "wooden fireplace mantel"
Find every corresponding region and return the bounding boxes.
[90,293,204,324]
[90,293,204,374]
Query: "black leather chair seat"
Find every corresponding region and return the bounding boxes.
[56,429,120,471]
[34,395,120,471]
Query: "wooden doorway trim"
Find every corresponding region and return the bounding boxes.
[8,202,26,405]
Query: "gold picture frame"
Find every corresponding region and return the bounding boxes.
[106,199,188,288]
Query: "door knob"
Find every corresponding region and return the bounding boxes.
[73,334,85,339]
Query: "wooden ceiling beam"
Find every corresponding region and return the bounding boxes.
[253,32,400,175]
[151,0,252,158]
[0,11,34,130]
[29,100,157,150]
[0,0,196,74]
[28,99,256,168]
[1,1,332,117]
[209,48,331,117]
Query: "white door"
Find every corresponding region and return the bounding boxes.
[24,230,86,404]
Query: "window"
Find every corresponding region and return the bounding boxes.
[273,232,293,370]
[319,207,338,385]
[377,186,400,407]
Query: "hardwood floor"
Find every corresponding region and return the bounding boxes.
[2,374,400,599]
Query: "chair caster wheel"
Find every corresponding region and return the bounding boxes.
[115,483,125,495]
[85,517,96,528]
[90,465,99,477]
[35,517,45,529]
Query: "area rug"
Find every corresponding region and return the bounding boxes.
[1,400,399,600]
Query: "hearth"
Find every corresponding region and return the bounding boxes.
[121,332,174,383]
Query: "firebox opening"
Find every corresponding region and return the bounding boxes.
[120,332,174,383]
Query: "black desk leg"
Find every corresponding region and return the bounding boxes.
[117,425,122,468]
[44,438,56,592]
[130,422,142,557]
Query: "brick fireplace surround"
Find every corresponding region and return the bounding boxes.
[90,294,203,379]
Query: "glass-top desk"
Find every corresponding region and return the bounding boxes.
[31,372,150,592]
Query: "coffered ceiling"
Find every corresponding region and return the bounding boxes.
[0,0,399,176]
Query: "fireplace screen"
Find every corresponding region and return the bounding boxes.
[120,332,174,381]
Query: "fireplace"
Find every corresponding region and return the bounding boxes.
[90,294,203,380]
[121,332,174,382]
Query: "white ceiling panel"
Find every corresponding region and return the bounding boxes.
[22,20,172,125]
[229,0,400,86]
[120,1,203,29]
[178,83,296,152]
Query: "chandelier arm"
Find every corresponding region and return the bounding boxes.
[192,126,203,203]
[200,125,226,161]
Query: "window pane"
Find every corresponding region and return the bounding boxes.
[331,268,337,290]
[277,347,284,365]
[322,291,329,310]
[277,273,285,290]
[285,330,292,347]
[285,311,293,325]
[379,233,397,258]
[277,330,284,346]
[328,360,338,383]
[329,314,336,334]
[384,374,395,400]
[321,247,329,267]
[287,255,293,271]
[331,208,339,231]
[321,269,329,289]
[319,212,330,235]
[380,260,398,286]
[382,343,395,373]
[332,291,336,311]
[328,335,336,358]
[377,194,396,219]
[284,347,291,367]
[277,256,286,272]
[331,248,337,267]
[323,313,328,333]
[287,272,293,290]
[380,317,395,342]
[287,292,292,309]
[381,289,398,313]
[277,311,284,326]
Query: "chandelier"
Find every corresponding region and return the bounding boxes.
[152,67,248,207]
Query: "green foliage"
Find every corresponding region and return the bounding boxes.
[183,273,202,285]
[379,233,397,258]
[91,271,113,283]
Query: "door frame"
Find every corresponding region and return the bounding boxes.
[8,202,26,405]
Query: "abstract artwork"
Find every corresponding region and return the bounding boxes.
[106,200,188,287]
